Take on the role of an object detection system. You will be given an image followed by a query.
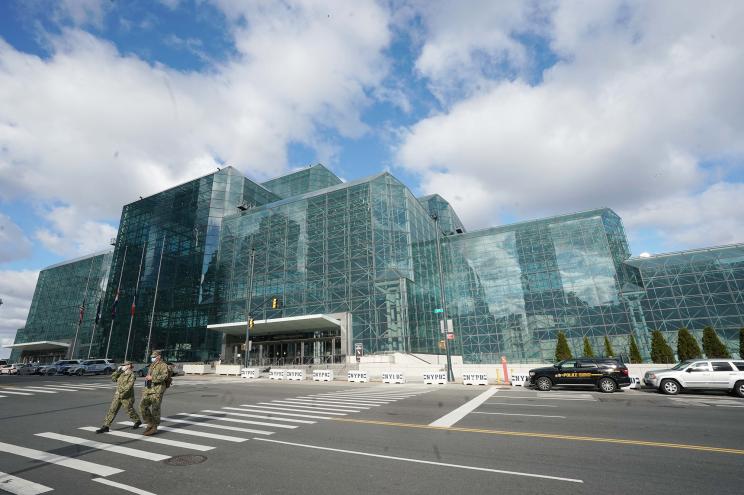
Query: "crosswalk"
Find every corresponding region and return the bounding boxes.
[667,396,744,408]
[0,385,431,494]
[0,379,216,400]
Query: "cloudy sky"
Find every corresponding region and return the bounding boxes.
[1,0,743,357]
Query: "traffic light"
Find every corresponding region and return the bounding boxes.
[271,297,280,309]
[248,318,254,329]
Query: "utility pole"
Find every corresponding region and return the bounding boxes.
[432,213,455,382]
[243,246,256,369]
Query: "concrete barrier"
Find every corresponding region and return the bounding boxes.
[216,364,241,376]
[423,371,447,385]
[313,370,333,382]
[269,369,286,380]
[462,372,488,386]
[382,371,406,384]
[348,370,369,383]
[286,369,305,381]
[240,368,258,379]
[510,373,530,387]
[183,364,213,375]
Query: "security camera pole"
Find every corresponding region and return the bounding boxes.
[432,213,455,382]
[243,246,256,369]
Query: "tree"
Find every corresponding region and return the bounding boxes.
[676,328,702,361]
[604,335,615,357]
[739,328,744,359]
[702,326,730,358]
[555,331,572,361]
[582,336,594,357]
[628,334,643,363]
[650,330,675,363]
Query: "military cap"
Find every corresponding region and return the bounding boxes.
[151,350,162,357]
[123,361,133,366]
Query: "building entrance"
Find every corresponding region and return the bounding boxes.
[224,328,343,366]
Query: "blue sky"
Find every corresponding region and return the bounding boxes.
[1,0,744,353]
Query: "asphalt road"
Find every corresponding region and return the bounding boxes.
[1,374,743,495]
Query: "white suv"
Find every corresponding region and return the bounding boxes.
[644,359,744,397]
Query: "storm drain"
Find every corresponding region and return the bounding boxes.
[163,454,208,466]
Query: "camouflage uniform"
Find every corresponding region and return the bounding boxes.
[102,368,140,427]
[139,359,169,427]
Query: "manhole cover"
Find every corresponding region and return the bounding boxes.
[163,455,208,466]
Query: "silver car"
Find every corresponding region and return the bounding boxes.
[644,359,744,397]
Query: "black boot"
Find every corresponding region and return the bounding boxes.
[95,426,109,434]
[132,420,142,429]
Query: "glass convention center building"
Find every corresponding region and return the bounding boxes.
[8,165,744,364]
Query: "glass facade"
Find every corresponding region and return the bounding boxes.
[442,209,647,363]
[10,250,113,362]
[625,244,744,355]
[12,166,744,364]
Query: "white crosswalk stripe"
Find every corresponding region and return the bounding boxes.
[273,399,369,410]
[293,396,388,406]
[251,403,348,416]
[11,388,58,394]
[265,400,362,412]
[174,412,298,429]
[0,440,123,476]
[34,432,171,461]
[117,421,249,442]
[78,426,215,451]
[205,409,316,424]
[92,478,158,495]
[233,405,333,419]
[304,393,395,401]
[0,471,53,495]
[159,416,274,435]
[0,390,34,396]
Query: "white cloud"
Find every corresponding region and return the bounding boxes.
[397,1,744,251]
[0,213,32,263]
[0,0,391,254]
[0,270,39,359]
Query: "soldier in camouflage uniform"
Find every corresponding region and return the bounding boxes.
[140,349,170,436]
[96,361,141,433]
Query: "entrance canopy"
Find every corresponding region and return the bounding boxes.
[3,341,70,351]
[207,314,341,337]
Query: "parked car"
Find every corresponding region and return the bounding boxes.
[4,363,36,375]
[67,359,117,376]
[529,357,632,393]
[38,359,83,376]
[643,359,744,397]
[0,364,14,374]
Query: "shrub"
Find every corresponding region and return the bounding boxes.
[650,330,675,363]
[604,335,615,357]
[555,331,572,361]
[676,328,702,361]
[629,334,643,364]
[702,326,730,358]
[582,336,595,357]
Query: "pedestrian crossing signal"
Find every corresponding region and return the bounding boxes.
[271,297,280,309]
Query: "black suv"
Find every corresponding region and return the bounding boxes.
[528,357,631,393]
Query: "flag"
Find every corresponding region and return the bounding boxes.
[131,301,136,317]
[95,299,102,324]
[78,299,86,324]
[111,289,120,319]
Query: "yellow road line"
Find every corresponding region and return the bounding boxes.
[330,418,744,455]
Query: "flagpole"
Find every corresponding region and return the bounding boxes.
[69,257,95,359]
[87,299,101,359]
[124,242,147,362]
[145,235,166,361]
[105,244,128,359]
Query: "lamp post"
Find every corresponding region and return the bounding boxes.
[432,213,455,382]
[243,246,256,369]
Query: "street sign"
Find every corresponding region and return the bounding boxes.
[446,332,455,340]
[433,308,444,314]
[439,319,453,334]
[354,343,363,362]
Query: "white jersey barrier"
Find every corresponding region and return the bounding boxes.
[241,368,258,379]
[382,371,406,384]
[629,376,642,389]
[423,371,447,385]
[510,373,530,387]
[269,369,286,380]
[313,370,334,382]
[463,372,488,386]
[286,369,305,381]
[347,371,369,383]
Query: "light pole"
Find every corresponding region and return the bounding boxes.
[432,213,455,382]
[243,246,256,369]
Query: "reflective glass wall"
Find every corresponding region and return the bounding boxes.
[11,250,113,362]
[443,210,646,363]
[626,244,744,354]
